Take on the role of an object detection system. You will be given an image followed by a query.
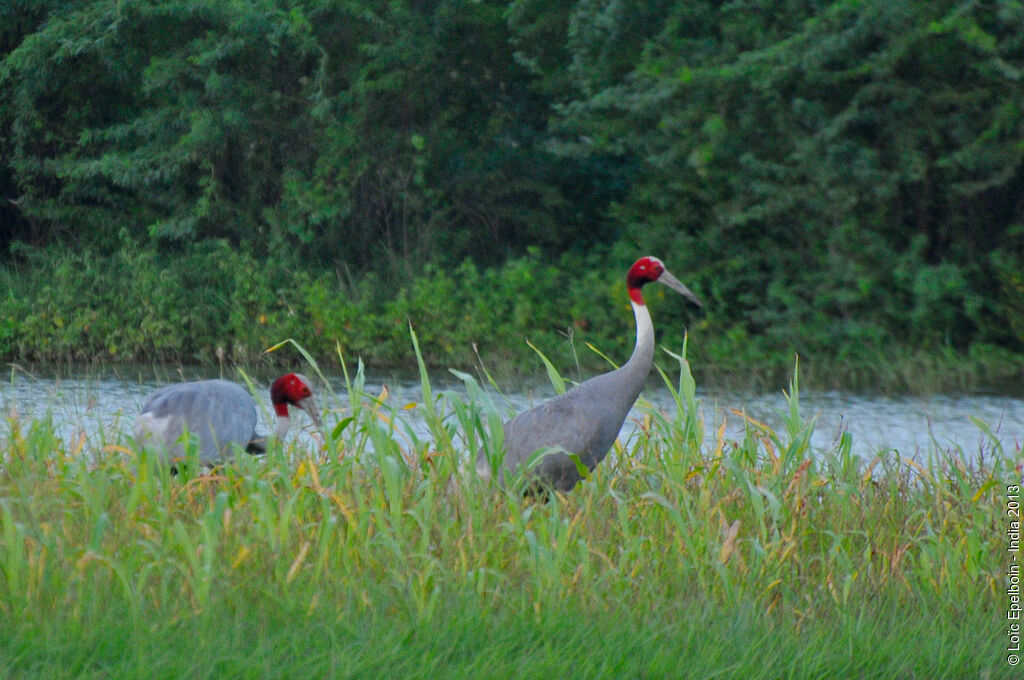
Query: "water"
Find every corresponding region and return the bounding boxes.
[2,365,1022,461]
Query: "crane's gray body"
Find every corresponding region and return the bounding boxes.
[478,302,655,492]
[134,379,262,465]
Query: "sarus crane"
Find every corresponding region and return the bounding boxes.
[134,373,322,468]
[476,256,701,493]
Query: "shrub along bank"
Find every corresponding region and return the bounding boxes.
[2,242,1022,391]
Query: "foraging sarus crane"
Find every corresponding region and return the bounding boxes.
[476,256,701,493]
[134,373,322,468]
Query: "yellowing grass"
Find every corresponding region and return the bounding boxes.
[0,350,1014,678]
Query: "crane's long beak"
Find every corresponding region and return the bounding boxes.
[658,270,702,307]
[296,397,324,432]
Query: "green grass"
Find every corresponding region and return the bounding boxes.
[0,345,1014,678]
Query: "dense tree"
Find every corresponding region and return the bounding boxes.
[1,0,1022,369]
[1,1,328,249]
[0,0,604,271]
[560,0,1024,352]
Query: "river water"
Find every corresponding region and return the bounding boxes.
[2,365,1022,461]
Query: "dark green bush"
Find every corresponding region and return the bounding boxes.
[2,241,1022,389]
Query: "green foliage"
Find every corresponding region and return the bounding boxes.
[4,242,1023,389]
[2,1,1024,381]
[1,0,326,247]
[301,251,630,373]
[572,0,1024,356]
[0,239,309,362]
[0,0,598,269]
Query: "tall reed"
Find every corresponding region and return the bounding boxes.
[0,340,1012,678]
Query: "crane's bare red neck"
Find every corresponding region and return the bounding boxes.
[626,256,665,306]
[270,373,313,417]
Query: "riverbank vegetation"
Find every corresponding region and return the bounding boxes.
[2,1,1023,390]
[3,241,1023,391]
[0,352,1012,678]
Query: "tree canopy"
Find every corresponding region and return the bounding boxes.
[2,0,1023,370]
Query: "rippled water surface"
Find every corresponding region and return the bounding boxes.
[3,365,1022,461]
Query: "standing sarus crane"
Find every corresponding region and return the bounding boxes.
[134,373,322,468]
[476,256,701,494]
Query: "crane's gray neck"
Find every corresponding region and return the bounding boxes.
[275,415,290,441]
